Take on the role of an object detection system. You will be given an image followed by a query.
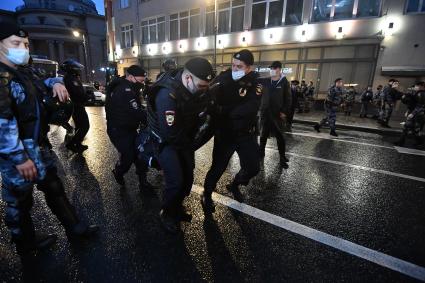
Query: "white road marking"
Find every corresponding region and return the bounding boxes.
[394,146,425,157]
[286,131,394,150]
[192,185,425,281]
[283,151,425,183]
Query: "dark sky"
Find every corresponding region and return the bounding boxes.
[0,0,105,15]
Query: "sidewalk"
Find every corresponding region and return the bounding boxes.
[293,110,403,136]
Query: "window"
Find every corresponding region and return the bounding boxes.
[141,20,149,44]
[140,17,165,45]
[333,0,354,19]
[170,13,178,40]
[268,0,284,27]
[190,8,200,38]
[121,24,133,48]
[356,0,381,17]
[311,0,332,22]
[205,5,215,36]
[218,2,230,34]
[231,0,245,32]
[406,0,425,13]
[285,0,303,25]
[180,11,189,39]
[251,0,267,29]
[120,0,129,9]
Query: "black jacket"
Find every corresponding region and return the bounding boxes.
[105,77,146,130]
[210,69,261,136]
[63,73,86,105]
[259,76,292,116]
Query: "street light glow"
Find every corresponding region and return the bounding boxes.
[73,30,80,37]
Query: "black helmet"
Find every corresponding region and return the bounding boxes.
[60,59,84,74]
[42,95,73,125]
[162,59,177,72]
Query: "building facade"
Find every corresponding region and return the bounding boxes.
[107,0,425,95]
[0,0,107,83]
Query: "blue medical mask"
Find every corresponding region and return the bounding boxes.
[6,48,30,65]
[232,70,245,81]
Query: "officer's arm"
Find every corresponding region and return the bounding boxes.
[0,82,29,165]
[128,91,147,124]
[44,76,64,88]
[155,89,180,145]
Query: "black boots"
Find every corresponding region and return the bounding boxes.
[201,192,215,214]
[314,124,321,133]
[330,130,338,137]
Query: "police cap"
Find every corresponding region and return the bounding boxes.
[233,49,254,66]
[184,57,214,82]
[127,65,147,77]
[0,22,28,41]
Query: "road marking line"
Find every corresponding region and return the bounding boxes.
[286,131,394,150]
[192,185,425,281]
[283,151,425,183]
[394,146,425,157]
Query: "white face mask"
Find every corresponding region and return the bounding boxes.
[232,70,245,81]
[186,76,198,94]
[270,70,278,77]
[6,48,30,65]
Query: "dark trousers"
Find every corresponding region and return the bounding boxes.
[107,126,147,178]
[204,134,260,194]
[158,146,194,211]
[260,114,286,158]
[70,104,90,145]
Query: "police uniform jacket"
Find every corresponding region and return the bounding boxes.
[210,69,261,137]
[105,77,146,130]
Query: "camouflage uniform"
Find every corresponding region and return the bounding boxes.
[0,63,94,255]
[318,85,343,131]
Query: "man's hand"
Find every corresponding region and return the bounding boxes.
[52,83,69,102]
[279,112,287,120]
[16,159,37,182]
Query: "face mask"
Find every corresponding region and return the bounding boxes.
[232,70,245,81]
[270,70,278,77]
[186,76,199,94]
[6,48,30,65]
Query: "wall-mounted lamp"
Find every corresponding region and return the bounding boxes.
[335,26,344,39]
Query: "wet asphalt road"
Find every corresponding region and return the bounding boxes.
[1,106,425,282]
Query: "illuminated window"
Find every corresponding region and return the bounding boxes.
[121,24,133,48]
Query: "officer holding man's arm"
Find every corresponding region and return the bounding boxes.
[105,65,155,195]
[147,58,213,234]
[0,23,98,258]
[201,49,262,214]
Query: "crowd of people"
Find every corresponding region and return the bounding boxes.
[1,22,424,264]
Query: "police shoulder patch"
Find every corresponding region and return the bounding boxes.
[165,110,175,126]
[239,88,247,97]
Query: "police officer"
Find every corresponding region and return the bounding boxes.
[147,57,213,233]
[314,78,344,137]
[0,23,98,258]
[61,59,90,153]
[156,58,177,81]
[372,85,383,119]
[379,79,402,128]
[201,49,261,214]
[105,65,155,195]
[360,86,374,118]
[258,61,292,169]
[343,86,356,116]
[395,81,425,146]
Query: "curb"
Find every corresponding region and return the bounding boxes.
[293,118,402,136]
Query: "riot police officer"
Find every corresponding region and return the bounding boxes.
[379,79,402,128]
[105,65,155,195]
[258,61,292,169]
[314,78,344,137]
[360,86,374,118]
[0,23,98,258]
[395,81,425,146]
[61,59,90,153]
[201,49,261,214]
[147,57,213,233]
[156,58,177,81]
